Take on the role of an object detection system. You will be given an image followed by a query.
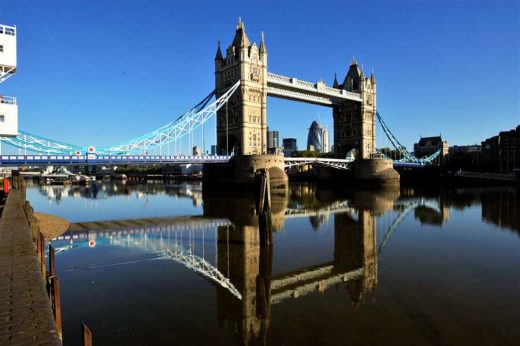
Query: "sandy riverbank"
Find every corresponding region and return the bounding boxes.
[34,212,70,240]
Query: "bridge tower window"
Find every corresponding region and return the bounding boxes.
[0,115,4,122]
[0,45,3,52]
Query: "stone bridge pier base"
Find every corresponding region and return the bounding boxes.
[353,156,400,184]
[203,154,288,190]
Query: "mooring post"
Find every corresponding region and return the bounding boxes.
[38,232,45,275]
[256,169,273,247]
[51,276,63,339]
[48,244,55,278]
[82,322,93,346]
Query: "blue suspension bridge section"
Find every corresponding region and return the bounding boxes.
[0,80,439,167]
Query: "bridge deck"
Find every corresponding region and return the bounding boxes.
[0,190,61,345]
[0,154,231,166]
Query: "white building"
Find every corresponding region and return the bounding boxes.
[0,23,18,137]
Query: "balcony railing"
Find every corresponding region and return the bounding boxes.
[0,95,16,105]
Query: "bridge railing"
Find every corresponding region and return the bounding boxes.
[294,79,315,89]
[0,154,232,165]
[267,73,291,84]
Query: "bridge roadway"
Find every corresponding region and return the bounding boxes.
[0,154,424,169]
[0,154,231,166]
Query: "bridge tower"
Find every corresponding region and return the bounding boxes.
[332,59,376,159]
[215,18,267,155]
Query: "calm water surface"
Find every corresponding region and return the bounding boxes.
[26,181,520,345]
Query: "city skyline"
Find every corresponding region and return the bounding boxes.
[0,0,518,154]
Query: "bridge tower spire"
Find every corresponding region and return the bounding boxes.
[214,40,223,62]
[259,31,267,55]
[215,18,268,155]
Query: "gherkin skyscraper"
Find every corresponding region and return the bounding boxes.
[307,121,329,153]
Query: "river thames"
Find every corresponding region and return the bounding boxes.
[26,181,519,345]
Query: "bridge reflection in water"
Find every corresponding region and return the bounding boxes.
[51,184,450,345]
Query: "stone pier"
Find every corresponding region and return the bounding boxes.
[203,154,288,189]
[353,156,400,184]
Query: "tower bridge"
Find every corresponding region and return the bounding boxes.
[0,19,441,180]
[214,18,377,162]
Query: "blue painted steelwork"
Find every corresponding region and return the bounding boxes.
[1,80,437,168]
[376,111,441,165]
[1,81,241,155]
[0,154,231,166]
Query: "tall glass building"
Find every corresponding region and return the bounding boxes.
[307,121,329,153]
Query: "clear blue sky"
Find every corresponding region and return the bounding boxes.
[0,0,518,154]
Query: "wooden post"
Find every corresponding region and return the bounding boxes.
[82,322,93,346]
[36,231,41,258]
[40,233,46,275]
[48,244,55,278]
[51,276,63,339]
[36,232,46,275]
[265,174,271,210]
[256,169,271,215]
[257,169,273,247]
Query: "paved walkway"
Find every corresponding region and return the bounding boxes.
[0,189,61,345]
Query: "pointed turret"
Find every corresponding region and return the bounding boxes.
[232,17,251,50]
[215,40,223,61]
[259,31,267,54]
[370,68,376,84]
[343,57,361,91]
[333,73,339,88]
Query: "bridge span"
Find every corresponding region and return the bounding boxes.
[0,154,428,169]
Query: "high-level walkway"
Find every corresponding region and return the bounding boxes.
[0,188,61,345]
